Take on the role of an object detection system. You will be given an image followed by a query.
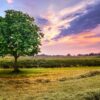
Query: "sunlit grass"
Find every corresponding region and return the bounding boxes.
[0,67,100,79]
[0,67,100,100]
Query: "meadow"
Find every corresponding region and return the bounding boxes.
[0,56,100,100]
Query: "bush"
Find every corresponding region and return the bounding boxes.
[0,56,100,68]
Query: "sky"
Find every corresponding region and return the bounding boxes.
[0,0,100,55]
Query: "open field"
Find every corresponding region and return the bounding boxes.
[0,67,100,100]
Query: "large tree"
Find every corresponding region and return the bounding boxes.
[0,10,43,72]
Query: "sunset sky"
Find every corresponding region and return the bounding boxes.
[0,0,100,55]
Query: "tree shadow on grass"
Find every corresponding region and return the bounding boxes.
[0,68,43,78]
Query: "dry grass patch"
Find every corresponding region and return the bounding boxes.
[0,67,100,100]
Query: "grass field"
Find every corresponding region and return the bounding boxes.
[0,67,100,100]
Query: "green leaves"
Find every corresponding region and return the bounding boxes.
[0,10,42,57]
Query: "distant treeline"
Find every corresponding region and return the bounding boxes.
[0,56,100,68]
[37,53,100,57]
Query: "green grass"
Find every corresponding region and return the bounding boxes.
[0,67,100,100]
[0,67,100,78]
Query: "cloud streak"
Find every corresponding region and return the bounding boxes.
[59,2,100,38]
[37,0,100,41]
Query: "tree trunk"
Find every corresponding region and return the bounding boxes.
[13,56,20,73]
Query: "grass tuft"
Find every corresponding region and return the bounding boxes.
[78,71,100,79]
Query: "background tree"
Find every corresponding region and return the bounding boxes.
[0,10,43,72]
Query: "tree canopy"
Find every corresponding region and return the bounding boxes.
[0,10,43,72]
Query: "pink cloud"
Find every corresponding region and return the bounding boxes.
[6,0,13,4]
[41,25,100,55]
